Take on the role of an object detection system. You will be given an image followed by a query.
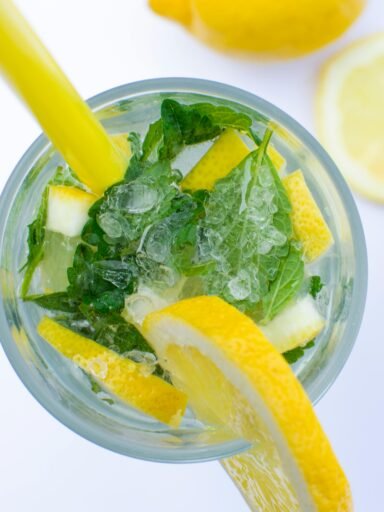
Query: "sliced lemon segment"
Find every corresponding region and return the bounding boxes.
[181,129,250,191]
[181,129,285,192]
[317,33,384,202]
[38,317,187,426]
[261,295,325,353]
[283,170,333,262]
[46,185,96,238]
[143,296,352,512]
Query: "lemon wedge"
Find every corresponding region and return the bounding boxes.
[181,129,285,191]
[143,296,352,511]
[38,317,187,427]
[283,170,333,262]
[46,185,96,238]
[261,295,325,354]
[181,129,250,191]
[317,33,384,202]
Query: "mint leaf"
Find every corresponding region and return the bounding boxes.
[20,188,49,297]
[159,99,252,160]
[25,292,80,312]
[201,130,293,314]
[284,340,315,364]
[310,275,324,298]
[262,245,304,322]
[191,103,252,132]
[142,119,163,161]
[128,132,141,156]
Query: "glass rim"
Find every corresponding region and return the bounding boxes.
[0,77,368,463]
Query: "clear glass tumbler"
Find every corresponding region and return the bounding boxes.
[0,78,367,463]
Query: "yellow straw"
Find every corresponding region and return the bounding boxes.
[0,0,130,194]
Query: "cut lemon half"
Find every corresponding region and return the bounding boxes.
[283,170,333,262]
[143,296,351,511]
[181,129,285,191]
[317,33,384,202]
[38,317,187,427]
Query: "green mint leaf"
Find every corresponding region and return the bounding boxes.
[25,292,80,312]
[90,289,125,313]
[128,132,141,156]
[142,119,163,161]
[262,245,304,322]
[20,188,49,298]
[309,275,324,298]
[159,99,185,160]
[159,99,252,160]
[191,103,253,132]
[201,129,293,314]
[124,132,147,182]
[284,340,315,364]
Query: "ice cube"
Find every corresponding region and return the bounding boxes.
[97,212,123,238]
[258,167,274,188]
[144,223,171,263]
[228,270,251,301]
[263,226,287,246]
[109,182,159,213]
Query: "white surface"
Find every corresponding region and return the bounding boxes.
[0,1,383,510]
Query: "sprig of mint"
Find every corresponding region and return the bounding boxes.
[200,129,302,318]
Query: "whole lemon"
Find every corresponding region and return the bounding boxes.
[149,0,365,57]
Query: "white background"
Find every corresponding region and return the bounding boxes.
[0,1,383,510]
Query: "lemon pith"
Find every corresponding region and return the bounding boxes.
[261,295,325,353]
[283,170,333,262]
[149,0,364,57]
[317,33,384,202]
[143,296,352,511]
[46,185,96,238]
[38,317,187,427]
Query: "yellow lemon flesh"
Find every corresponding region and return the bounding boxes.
[181,129,285,192]
[181,129,250,191]
[143,296,352,511]
[283,170,333,262]
[38,317,187,427]
[150,0,364,57]
[317,33,384,202]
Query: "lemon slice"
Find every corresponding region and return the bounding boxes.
[46,185,96,238]
[261,295,325,353]
[143,296,352,511]
[283,170,333,262]
[38,317,187,426]
[181,129,285,191]
[317,33,384,202]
